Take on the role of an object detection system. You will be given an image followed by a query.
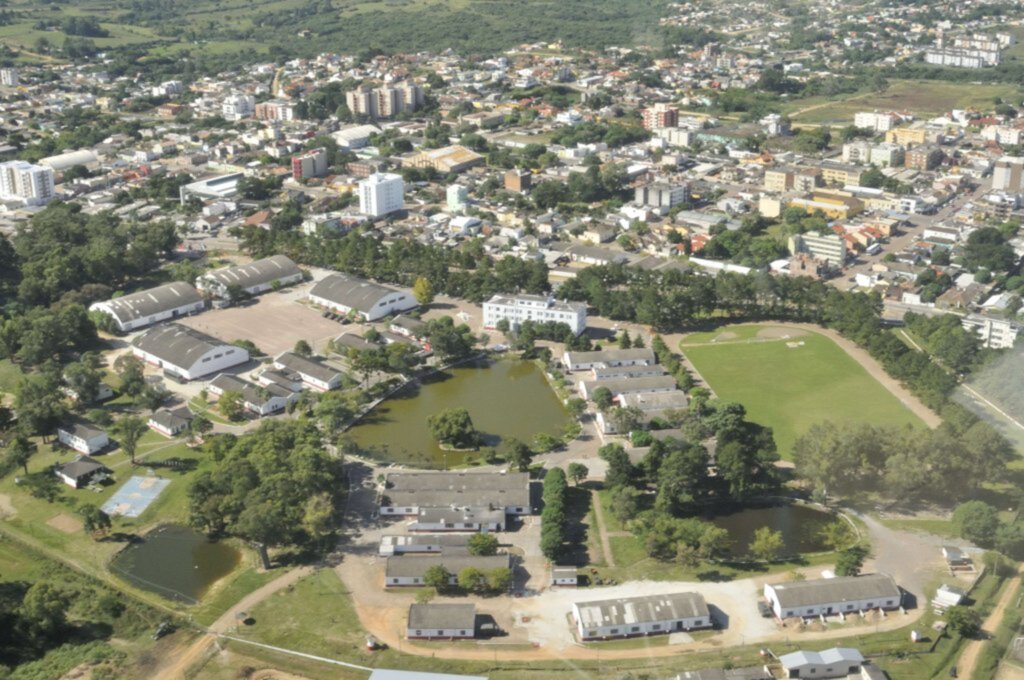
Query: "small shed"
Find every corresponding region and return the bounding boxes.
[552,566,578,587]
[942,546,973,570]
[932,583,966,612]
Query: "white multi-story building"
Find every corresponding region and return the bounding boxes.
[483,294,587,336]
[925,47,999,68]
[446,184,468,212]
[961,314,1020,349]
[222,94,255,120]
[0,160,55,206]
[981,125,1024,147]
[0,68,18,87]
[358,172,404,217]
[254,99,296,121]
[992,157,1024,193]
[853,111,899,132]
[345,82,424,120]
[842,141,871,165]
[869,143,905,168]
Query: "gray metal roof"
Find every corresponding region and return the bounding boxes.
[574,592,709,628]
[778,647,864,669]
[414,506,506,525]
[484,293,586,314]
[565,348,656,366]
[591,365,667,380]
[385,554,510,579]
[407,603,476,630]
[210,374,289,407]
[581,376,678,396]
[200,255,301,290]
[59,420,106,440]
[310,273,409,313]
[769,573,900,610]
[274,352,342,383]
[94,282,202,324]
[382,472,530,509]
[149,407,192,430]
[132,323,238,371]
[368,670,487,680]
[56,456,109,479]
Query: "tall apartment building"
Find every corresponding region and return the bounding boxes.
[446,184,468,212]
[788,230,847,265]
[255,100,296,121]
[869,143,905,168]
[292,147,329,180]
[992,157,1024,193]
[483,294,587,336]
[0,68,19,87]
[0,161,56,206]
[505,169,532,193]
[842,142,871,165]
[905,146,944,171]
[358,172,404,217]
[346,82,424,120]
[222,94,255,121]
[642,103,679,131]
[635,182,688,209]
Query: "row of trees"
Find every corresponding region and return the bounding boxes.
[792,415,1012,504]
[540,467,569,561]
[952,501,1024,559]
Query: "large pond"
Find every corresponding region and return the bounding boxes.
[703,502,838,557]
[344,359,570,467]
[110,524,241,604]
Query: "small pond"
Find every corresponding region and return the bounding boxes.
[110,524,241,604]
[344,358,570,467]
[703,502,838,557]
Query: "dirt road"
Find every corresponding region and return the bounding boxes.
[152,566,314,680]
[955,568,1023,679]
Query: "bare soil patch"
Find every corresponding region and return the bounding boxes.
[714,331,738,342]
[0,493,16,519]
[758,327,808,340]
[47,512,82,533]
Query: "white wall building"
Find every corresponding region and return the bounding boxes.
[89,282,205,333]
[222,94,256,120]
[359,172,405,217]
[57,422,109,455]
[0,68,18,86]
[482,294,587,336]
[196,255,303,299]
[406,604,476,640]
[853,111,898,132]
[961,314,1020,349]
[308,273,417,322]
[131,323,249,381]
[572,593,711,640]
[763,573,901,620]
[0,161,55,206]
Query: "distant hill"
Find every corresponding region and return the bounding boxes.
[0,0,670,63]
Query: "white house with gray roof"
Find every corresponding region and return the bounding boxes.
[57,420,109,454]
[385,555,510,587]
[407,604,476,639]
[208,374,296,416]
[308,273,417,322]
[778,647,866,679]
[89,282,205,332]
[763,573,901,620]
[562,348,656,372]
[131,323,248,381]
[572,592,711,640]
[195,255,303,298]
[579,375,677,401]
[273,351,343,391]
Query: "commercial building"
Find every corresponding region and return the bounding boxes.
[562,348,656,372]
[763,573,901,619]
[291,147,329,180]
[359,172,405,217]
[272,351,343,391]
[195,255,303,298]
[778,648,866,679]
[385,555,510,587]
[0,160,55,206]
[40,149,99,173]
[482,294,587,335]
[57,421,109,455]
[407,604,477,639]
[378,472,531,517]
[572,592,711,640]
[89,282,205,333]
[404,145,484,174]
[308,273,417,322]
[254,100,295,121]
[788,230,847,265]
[788,191,863,220]
[643,103,679,130]
[332,124,382,149]
[131,323,249,381]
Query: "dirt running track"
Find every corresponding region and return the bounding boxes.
[955,566,1024,679]
[671,322,941,429]
[152,566,315,680]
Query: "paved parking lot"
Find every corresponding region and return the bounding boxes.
[178,284,348,357]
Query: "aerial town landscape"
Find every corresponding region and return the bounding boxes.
[4,0,1024,679]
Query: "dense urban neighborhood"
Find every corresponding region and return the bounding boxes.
[2,1,1024,679]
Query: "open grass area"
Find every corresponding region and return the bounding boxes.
[682,325,924,457]
[0,358,24,394]
[875,516,959,540]
[781,79,1024,126]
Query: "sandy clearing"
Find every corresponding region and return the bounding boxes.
[757,327,808,340]
[47,512,83,534]
[714,331,738,342]
[0,493,16,519]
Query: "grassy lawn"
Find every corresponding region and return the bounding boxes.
[0,358,24,394]
[782,79,1024,125]
[682,325,924,457]
[875,516,959,540]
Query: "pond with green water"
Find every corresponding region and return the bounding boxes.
[344,359,570,467]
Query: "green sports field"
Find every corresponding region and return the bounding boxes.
[682,325,925,457]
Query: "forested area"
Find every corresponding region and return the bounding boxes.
[187,421,346,569]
